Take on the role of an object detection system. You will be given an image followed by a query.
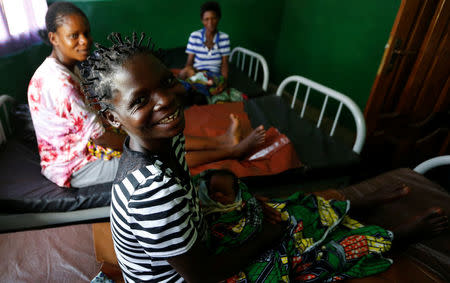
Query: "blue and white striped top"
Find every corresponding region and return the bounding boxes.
[110,135,205,283]
[186,28,230,73]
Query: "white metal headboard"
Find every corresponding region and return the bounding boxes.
[0,94,15,145]
[229,46,269,92]
[414,155,450,174]
[276,76,366,154]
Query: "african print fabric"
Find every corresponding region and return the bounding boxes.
[86,140,121,160]
[181,71,244,104]
[193,172,393,282]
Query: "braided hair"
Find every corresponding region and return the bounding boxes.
[200,1,221,19]
[80,32,163,115]
[38,2,87,45]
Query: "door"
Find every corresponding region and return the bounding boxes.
[363,0,449,172]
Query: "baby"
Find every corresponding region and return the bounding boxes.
[197,169,243,215]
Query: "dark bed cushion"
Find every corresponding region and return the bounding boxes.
[0,136,112,213]
[1,94,358,214]
[228,64,266,98]
[244,95,360,173]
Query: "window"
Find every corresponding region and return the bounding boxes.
[0,0,47,57]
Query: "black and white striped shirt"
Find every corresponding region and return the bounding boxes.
[111,134,205,282]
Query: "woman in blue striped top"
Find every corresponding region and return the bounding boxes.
[179,1,230,94]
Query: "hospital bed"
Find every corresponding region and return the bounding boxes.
[163,46,270,97]
[1,155,449,282]
[0,46,364,232]
[0,46,269,232]
[184,74,365,195]
[0,74,363,233]
[0,95,112,232]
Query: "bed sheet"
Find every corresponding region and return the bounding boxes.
[184,102,302,177]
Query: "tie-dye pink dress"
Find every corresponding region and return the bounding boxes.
[27,57,105,187]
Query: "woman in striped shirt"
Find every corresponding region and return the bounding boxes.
[81,32,286,282]
[81,32,448,283]
[179,1,230,95]
[82,31,450,282]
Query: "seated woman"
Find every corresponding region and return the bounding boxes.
[28,2,125,188]
[80,32,448,283]
[179,1,230,96]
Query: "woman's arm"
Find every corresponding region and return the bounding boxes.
[185,53,195,68]
[93,130,126,151]
[221,55,229,81]
[167,220,286,283]
[178,54,196,80]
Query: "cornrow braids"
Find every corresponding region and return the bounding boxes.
[79,32,164,114]
[39,1,87,45]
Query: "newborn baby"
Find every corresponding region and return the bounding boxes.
[198,169,243,215]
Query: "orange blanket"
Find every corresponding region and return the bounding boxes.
[184,102,302,177]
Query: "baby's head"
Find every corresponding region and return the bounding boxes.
[204,169,238,205]
[80,33,186,148]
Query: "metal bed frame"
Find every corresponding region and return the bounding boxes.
[414,155,450,174]
[275,76,366,154]
[229,46,269,92]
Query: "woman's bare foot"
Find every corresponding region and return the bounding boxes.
[393,207,448,245]
[218,114,242,146]
[230,125,266,159]
[351,184,410,210]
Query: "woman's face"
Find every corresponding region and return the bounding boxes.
[108,53,186,149]
[50,13,92,66]
[202,11,219,33]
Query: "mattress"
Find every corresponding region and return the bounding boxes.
[0,96,359,213]
[0,133,112,213]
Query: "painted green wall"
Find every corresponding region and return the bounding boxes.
[0,0,284,102]
[1,0,399,110]
[272,0,400,109]
[0,44,51,103]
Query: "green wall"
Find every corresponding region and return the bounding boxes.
[0,44,51,103]
[1,0,398,109]
[0,0,284,102]
[272,0,400,109]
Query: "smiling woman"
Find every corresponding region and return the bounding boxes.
[27,1,126,188]
[79,32,282,283]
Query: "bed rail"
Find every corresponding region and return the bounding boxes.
[276,76,366,154]
[414,155,450,174]
[229,46,269,92]
[0,94,15,145]
[0,207,111,233]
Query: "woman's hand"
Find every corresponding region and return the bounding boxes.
[210,83,226,95]
[260,217,288,247]
[255,195,282,224]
